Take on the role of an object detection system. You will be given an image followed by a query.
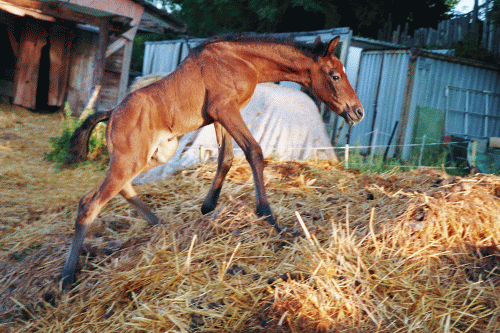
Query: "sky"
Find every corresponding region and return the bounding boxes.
[454,0,480,14]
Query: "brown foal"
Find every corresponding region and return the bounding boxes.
[60,35,364,288]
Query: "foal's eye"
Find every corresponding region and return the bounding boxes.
[330,72,341,82]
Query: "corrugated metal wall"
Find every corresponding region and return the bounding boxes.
[143,38,203,75]
[402,52,500,159]
[351,49,500,160]
[142,28,352,76]
[337,50,410,158]
[142,29,354,143]
[142,34,500,162]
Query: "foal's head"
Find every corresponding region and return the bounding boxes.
[307,36,364,126]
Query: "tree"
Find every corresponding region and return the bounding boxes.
[164,0,457,38]
[165,0,332,37]
[335,0,458,38]
[488,0,500,23]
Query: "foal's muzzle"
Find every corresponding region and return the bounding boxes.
[340,105,364,126]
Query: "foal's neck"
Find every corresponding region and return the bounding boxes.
[235,42,315,87]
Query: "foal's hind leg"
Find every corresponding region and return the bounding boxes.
[61,173,130,288]
[120,137,179,225]
[61,137,180,288]
[60,156,149,289]
[201,122,234,214]
[120,182,160,226]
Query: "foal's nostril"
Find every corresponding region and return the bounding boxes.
[354,106,364,119]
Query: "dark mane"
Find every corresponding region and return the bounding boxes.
[191,34,328,59]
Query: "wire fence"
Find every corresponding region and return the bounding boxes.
[191,135,470,173]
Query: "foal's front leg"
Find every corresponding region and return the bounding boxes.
[214,109,282,233]
[201,122,234,214]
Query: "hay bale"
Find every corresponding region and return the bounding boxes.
[129,73,169,92]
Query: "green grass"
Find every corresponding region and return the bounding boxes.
[45,103,108,168]
[46,105,479,176]
[343,146,470,176]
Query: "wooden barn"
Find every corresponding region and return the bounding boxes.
[0,0,186,113]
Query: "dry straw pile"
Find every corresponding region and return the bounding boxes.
[1,106,500,332]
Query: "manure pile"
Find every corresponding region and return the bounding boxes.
[1,106,500,332]
[1,158,500,333]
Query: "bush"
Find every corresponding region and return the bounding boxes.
[46,103,108,168]
[453,37,497,64]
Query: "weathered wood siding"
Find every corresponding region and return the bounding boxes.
[66,29,127,114]
[0,0,185,112]
[381,13,500,60]
[100,37,125,110]
[66,28,96,113]
[13,19,48,109]
[48,25,74,107]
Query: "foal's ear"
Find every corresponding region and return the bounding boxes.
[324,36,340,57]
[313,36,322,46]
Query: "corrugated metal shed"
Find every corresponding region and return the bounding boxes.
[142,28,353,76]
[141,28,355,143]
[143,38,203,75]
[142,32,500,162]
[350,49,500,160]
[336,50,410,157]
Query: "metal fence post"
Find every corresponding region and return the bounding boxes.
[344,144,349,169]
[369,128,378,169]
[418,134,426,166]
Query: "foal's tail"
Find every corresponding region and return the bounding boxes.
[64,110,113,166]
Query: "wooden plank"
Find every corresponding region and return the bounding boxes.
[99,70,120,110]
[48,25,75,107]
[105,24,139,58]
[65,28,97,115]
[67,0,144,23]
[2,0,101,27]
[118,36,134,101]
[7,25,19,57]
[0,2,55,22]
[427,28,437,46]
[105,37,127,58]
[394,50,418,155]
[105,43,125,74]
[92,18,110,90]
[13,20,48,109]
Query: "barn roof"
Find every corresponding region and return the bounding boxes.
[0,0,186,33]
[131,0,186,33]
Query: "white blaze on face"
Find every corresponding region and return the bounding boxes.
[343,65,346,73]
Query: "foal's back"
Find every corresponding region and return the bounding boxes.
[108,56,212,142]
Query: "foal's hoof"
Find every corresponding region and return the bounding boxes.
[201,202,216,215]
[59,272,76,291]
[263,215,284,234]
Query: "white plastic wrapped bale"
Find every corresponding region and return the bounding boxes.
[133,83,337,184]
